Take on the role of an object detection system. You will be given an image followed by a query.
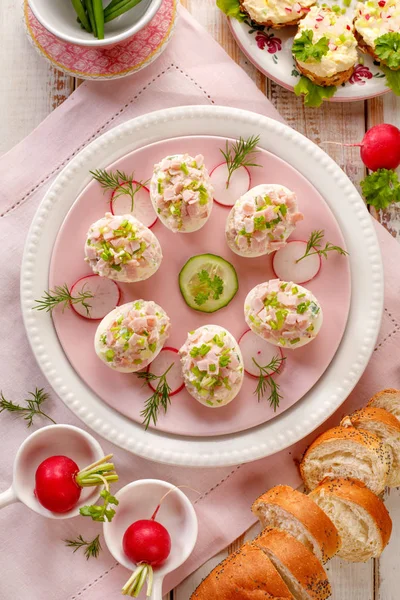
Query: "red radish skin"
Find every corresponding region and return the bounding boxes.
[146,347,184,397]
[34,455,81,513]
[360,124,400,172]
[210,163,251,207]
[238,329,285,379]
[123,519,171,567]
[110,181,157,229]
[70,275,121,320]
[272,240,322,284]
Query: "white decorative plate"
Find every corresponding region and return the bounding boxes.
[228,0,390,101]
[21,106,383,467]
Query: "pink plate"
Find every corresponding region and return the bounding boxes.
[24,0,177,80]
[49,135,351,437]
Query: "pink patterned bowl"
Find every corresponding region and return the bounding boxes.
[28,0,162,47]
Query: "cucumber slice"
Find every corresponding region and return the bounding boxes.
[179,253,238,313]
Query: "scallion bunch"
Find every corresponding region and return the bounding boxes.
[71,0,143,40]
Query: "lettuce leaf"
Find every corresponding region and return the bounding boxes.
[294,76,337,107]
[360,169,400,210]
[292,30,329,63]
[381,65,400,96]
[216,0,247,21]
[375,33,400,70]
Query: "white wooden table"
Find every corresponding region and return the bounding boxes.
[1,1,399,598]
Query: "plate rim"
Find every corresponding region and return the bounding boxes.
[228,16,391,103]
[21,105,384,467]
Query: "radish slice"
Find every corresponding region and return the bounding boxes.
[70,275,121,320]
[238,329,284,378]
[210,163,251,207]
[110,181,157,229]
[147,347,184,397]
[272,241,322,284]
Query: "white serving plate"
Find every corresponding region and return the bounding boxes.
[21,105,383,467]
[229,0,390,102]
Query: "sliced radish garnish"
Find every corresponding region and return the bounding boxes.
[70,275,121,320]
[272,241,321,284]
[147,347,184,397]
[238,329,284,378]
[110,181,157,229]
[210,163,251,207]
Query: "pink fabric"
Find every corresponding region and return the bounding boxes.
[0,6,399,600]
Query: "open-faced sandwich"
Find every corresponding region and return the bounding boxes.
[292,5,358,86]
[240,0,317,29]
[355,0,400,81]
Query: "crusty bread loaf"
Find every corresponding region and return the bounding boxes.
[295,60,355,87]
[300,426,392,495]
[190,541,294,599]
[254,529,331,600]
[341,407,400,487]
[368,388,400,421]
[309,478,392,562]
[252,485,341,563]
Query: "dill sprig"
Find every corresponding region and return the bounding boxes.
[296,230,348,263]
[220,135,261,188]
[64,534,102,560]
[33,283,94,316]
[0,387,55,427]
[137,364,174,430]
[90,168,149,212]
[252,355,285,411]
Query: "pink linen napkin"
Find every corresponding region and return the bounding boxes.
[0,5,399,600]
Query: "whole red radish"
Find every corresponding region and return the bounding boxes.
[123,519,171,566]
[360,124,400,171]
[34,453,119,515]
[35,455,81,513]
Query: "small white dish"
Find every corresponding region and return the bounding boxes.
[27,0,162,47]
[0,424,105,518]
[103,479,198,599]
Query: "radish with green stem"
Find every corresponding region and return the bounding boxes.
[34,454,119,516]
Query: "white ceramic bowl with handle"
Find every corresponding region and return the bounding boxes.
[104,479,198,599]
[27,0,162,47]
[0,424,105,518]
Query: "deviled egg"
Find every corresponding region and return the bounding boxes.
[240,0,316,28]
[225,184,303,257]
[95,300,170,372]
[179,325,244,407]
[149,153,213,233]
[244,279,323,348]
[84,213,162,283]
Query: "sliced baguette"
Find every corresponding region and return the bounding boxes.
[190,541,294,599]
[252,485,341,563]
[300,426,392,495]
[254,529,331,600]
[368,388,400,421]
[309,478,392,563]
[341,407,400,487]
[295,60,355,87]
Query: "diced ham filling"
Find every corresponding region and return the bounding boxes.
[85,213,162,283]
[150,154,213,232]
[98,301,170,370]
[226,186,303,257]
[245,279,321,347]
[179,326,243,406]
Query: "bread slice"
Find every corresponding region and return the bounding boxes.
[300,426,392,495]
[190,541,294,599]
[309,478,392,562]
[295,60,355,87]
[239,0,307,28]
[254,529,331,600]
[355,30,400,70]
[252,485,341,563]
[368,388,400,421]
[341,407,400,487]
